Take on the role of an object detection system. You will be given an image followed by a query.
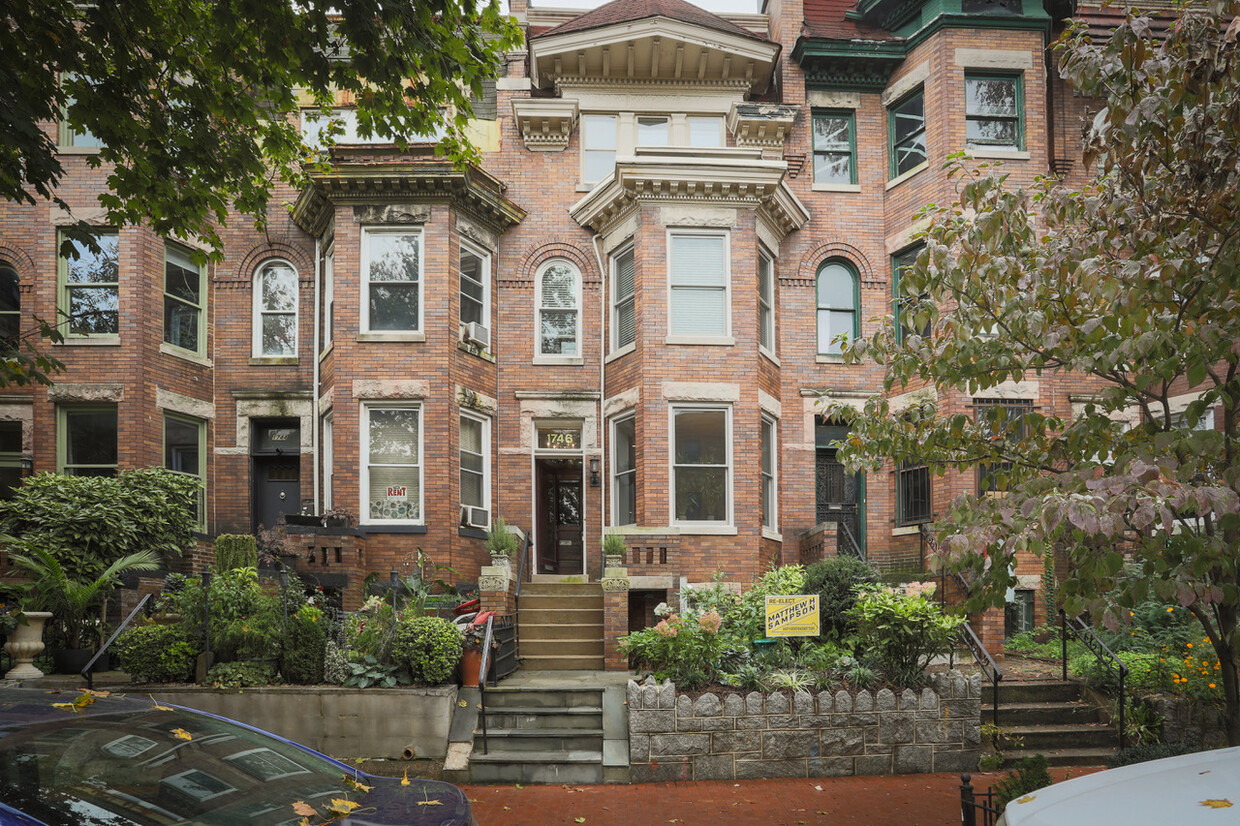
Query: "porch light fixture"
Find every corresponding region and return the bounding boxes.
[19,456,32,475]
[588,457,600,487]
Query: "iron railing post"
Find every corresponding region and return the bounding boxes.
[478,613,495,755]
[992,672,1001,728]
[1060,608,1067,682]
[1119,669,1126,751]
[960,774,977,826]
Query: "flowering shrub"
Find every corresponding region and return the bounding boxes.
[619,610,726,690]
[1168,637,1224,706]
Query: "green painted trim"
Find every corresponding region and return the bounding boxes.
[57,404,118,476]
[163,411,207,531]
[887,88,926,180]
[810,109,858,186]
[891,244,923,345]
[964,71,1026,151]
[815,259,860,355]
[58,228,120,340]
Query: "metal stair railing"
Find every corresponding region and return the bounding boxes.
[1060,608,1129,750]
[83,593,151,690]
[949,621,1003,727]
[959,773,1001,826]
[478,613,496,755]
[919,523,972,606]
[477,527,531,756]
[838,521,865,560]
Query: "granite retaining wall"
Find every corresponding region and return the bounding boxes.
[627,670,981,782]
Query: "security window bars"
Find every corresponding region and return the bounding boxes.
[976,398,1033,494]
[612,414,637,526]
[817,260,858,355]
[459,244,488,328]
[364,406,421,523]
[164,244,203,354]
[966,74,1023,151]
[612,246,636,350]
[889,89,927,178]
[59,406,117,477]
[254,260,297,356]
[364,229,420,332]
[538,260,580,356]
[164,413,206,529]
[673,407,730,524]
[812,111,855,185]
[896,461,931,526]
[758,249,775,353]
[60,230,119,337]
[583,114,617,185]
[669,233,728,337]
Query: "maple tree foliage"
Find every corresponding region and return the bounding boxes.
[824,2,1240,744]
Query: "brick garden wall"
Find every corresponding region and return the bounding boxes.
[627,671,981,782]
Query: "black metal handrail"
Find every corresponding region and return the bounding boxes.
[477,613,495,755]
[952,621,1003,727]
[83,593,151,690]
[1060,608,1128,750]
[514,528,530,602]
[960,773,1001,826]
[838,521,865,560]
[919,523,971,604]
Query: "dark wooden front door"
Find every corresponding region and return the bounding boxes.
[536,459,583,574]
[254,457,300,532]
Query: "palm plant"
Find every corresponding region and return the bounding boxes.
[7,542,160,649]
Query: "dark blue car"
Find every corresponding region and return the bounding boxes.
[0,687,477,826]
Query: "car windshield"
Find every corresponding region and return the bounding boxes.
[0,698,363,826]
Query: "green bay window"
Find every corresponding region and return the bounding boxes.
[888,89,927,178]
[816,260,859,355]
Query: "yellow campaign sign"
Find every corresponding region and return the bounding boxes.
[765,595,820,638]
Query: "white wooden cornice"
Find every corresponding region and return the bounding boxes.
[511,98,580,152]
[727,102,799,154]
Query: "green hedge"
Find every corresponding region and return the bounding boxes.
[390,616,463,685]
[114,624,196,683]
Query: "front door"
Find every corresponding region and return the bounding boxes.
[254,457,300,532]
[816,422,863,554]
[536,459,583,574]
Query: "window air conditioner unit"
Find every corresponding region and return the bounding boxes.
[464,321,490,349]
[461,506,490,530]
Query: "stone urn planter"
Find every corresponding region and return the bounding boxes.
[488,553,512,576]
[4,611,53,679]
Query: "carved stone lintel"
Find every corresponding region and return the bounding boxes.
[478,574,510,593]
[353,204,431,225]
[601,576,630,593]
[48,382,124,403]
[456,215,497,250]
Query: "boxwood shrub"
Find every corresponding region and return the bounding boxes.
[390,615,463,685]
[113,624,196,683]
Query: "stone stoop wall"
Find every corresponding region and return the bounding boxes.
[627,671,981,782]
[1150,694,1228,751]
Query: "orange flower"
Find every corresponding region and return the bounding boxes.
[1209,683,1217,689]
[1187,643,1193,648]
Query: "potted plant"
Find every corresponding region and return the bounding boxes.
[485,517,519,571]
[603,533,627,568]
[322,507,356,529]
[5,543,160,675]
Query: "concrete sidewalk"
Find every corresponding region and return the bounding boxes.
[460,767,1100,825]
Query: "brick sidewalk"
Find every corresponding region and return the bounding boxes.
[460,768,1099,825]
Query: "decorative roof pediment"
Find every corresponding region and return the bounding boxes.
[291,156,525,236]
[569,147,809,240]
[531,16,780,97]
[511,98,579,152]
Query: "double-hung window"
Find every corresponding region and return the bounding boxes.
[58,74,103,148]
[253,260,298,357]
[976,398,1032,494]
[0,422,21,500]
[611,245,636,351]
[758,249,775,353]
[363,229,421,333]
[163,243,204,355]
[363,405,422,523]
[60,230,119,337]
[892,245,930,343]
[59,405,117,477]
[537,260,580,356]
[582,114,617,185]
[612,414,636,526]
[460,413,490,529]
[164,413,206,529]
[321,245,334,350]
[321,412,333,511]
[812,110,856,185]
[761,414,777,531]
[0,263,20,352]
[459,243,489,340]
[817,260,858,355]
[889,89,927,178]
[669,232,729,338]
[896,460,931,526]
[966,74,1023,151]
[672,406,730,525]
[688,117,724,148]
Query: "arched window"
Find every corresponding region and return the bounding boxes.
[536,259,580,357]
[816,260,858,355]
[253,260,298,357]
[0,263,19,351]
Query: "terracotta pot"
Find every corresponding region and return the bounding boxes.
[4,611,53,679]
[459,648,484,687]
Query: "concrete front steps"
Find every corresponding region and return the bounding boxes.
[984,680,1119,767]
[447,677,630,785]
[518,582,605,671]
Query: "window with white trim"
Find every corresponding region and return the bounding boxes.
[612,413,636,526]
[637,116,669,146]
[611,245,636,351]
[582,114,617,185]
[669,232,729,337]
[363,405,422,523]
[688,116,724,148]
[460,412,490,528]
[758,248,775,353]
[761,414,777,531]
[253,260,298,357]
[321,244,334,349]
[363,228,421,333]
[537,259,580,356]
[321,412,333,511]
[672,406,730,524]
[459,242,489,330]
[163,243,204,355]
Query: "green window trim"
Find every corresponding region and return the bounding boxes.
[58,229,120,338]
[887,88,927,179]
[58,74,104,149]
[163,242,205,356]
[57,404,118,477]
[891,244,929,345]
[0,263,20,353]
[816,259,860,355]
[811,109,857,185]
[965,72,1024,151]
[164,412,207,531]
